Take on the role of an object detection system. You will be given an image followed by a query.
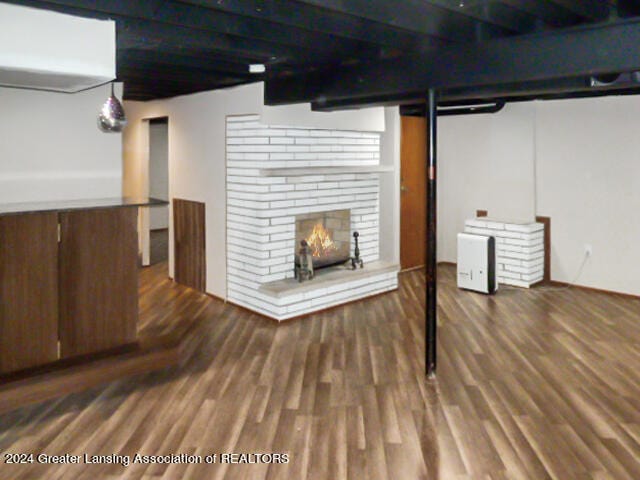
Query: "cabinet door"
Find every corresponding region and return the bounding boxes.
[0,213,59,374]
[59,208,138,357]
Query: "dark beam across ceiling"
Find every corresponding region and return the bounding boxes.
[117,50,254,77]
[19,0,380,64]
[179,0,438,50]
[265,17,640,106]
[423,0,540,33]
[498,0,590,27]
[294,0,512,41]
[545,0,612,21]
[2,0,638,102]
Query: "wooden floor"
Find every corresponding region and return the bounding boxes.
[0,263,639,479]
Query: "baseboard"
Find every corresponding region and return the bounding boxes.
[401,262,455,272]
[400,265,424,273]
[437,262,636,299]
[205,291,227,303]
[546,281,640,300]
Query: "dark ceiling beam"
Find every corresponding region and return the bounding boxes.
[309,77,590,110]
[146,1,381,60]
[179,0,442,50]
[265,18,640,105]
[311,93,426,111]
[439,77,592,103]
[117,50,252,77]
[123,78,253,100]
[117,47,355,81]
[293,0,511,42]
[497,0,585,27]
[116,20,330,66]
[618,0,640,18]
[425,0,539,33]
[545,0,612,21]
[119,42,267,66]
[117,66,250,86]
[310,75,640,112]
[3,0,379,61]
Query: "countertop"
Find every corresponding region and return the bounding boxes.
[0,197,168,216]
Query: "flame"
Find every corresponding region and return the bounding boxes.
[306,223,337,257]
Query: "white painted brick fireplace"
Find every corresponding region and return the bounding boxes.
[226,114,398,320]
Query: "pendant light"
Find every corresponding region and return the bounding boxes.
[98,82,127,132]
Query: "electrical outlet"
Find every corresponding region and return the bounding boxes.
[584,244,593,257]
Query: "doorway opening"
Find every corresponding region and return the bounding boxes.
[148,117,169,267]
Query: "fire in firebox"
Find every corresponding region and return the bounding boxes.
[306,223,338,257]
[295,209,351,270]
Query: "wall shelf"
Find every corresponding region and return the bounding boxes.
[259,165,394,177]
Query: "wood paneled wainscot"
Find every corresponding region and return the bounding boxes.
[173,198,206,292]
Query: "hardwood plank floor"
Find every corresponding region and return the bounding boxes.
[0,263,638,479]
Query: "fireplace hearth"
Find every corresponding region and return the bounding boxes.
[295,209,350,270]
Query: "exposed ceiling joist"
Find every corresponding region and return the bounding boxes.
[546,0,612,21]
[180,0,436,50]
[2,0,638,101]
[124,78,248,100]
[118,20,350,64]
[309,77,592,111]
[265,18,640,105]
[117,50,253,77]
[294,0,511,42]
[498,0,587,27]
[7,0,385,69]
[425,0,539,33]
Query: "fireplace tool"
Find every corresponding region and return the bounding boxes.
[294,239,314,282]
[351,231,364,269]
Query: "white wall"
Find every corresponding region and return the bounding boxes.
[439,96,640,296]
[149,121,169,230]
[379,107,401,263]
[0,84,123,203]
[122,82,398,299]
[535,96,640,296]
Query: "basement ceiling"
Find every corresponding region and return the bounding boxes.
[4,0,640,104]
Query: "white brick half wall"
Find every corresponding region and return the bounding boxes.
[226,114,398,320]
[464,218,544,288]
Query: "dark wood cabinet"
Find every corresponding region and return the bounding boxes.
[0,213,59,374]
[58,208,138,357]
[0,199,162,376]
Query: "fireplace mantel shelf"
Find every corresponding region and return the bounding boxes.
[259,165,394,177]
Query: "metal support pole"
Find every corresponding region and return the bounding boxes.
[426,89,438,376]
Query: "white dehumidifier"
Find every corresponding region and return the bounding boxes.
[457,233,497,294]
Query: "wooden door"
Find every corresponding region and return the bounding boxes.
[400,115,427,270]
[173,199,206,292]
[0,213,59,374]
[58,207,138,357]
